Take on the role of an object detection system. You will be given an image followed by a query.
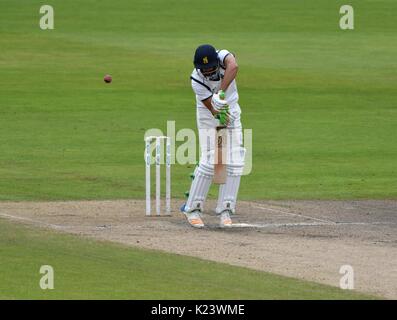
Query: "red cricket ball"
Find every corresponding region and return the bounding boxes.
[104,74,112,83]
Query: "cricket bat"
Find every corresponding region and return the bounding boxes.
[213,91,227,184]
[213,126,227,184]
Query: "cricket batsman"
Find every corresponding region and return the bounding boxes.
[181,44,245,228]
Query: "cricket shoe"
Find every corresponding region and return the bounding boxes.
[180,203,205,228]
[219,210,233,228]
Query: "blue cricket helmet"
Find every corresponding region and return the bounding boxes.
[193,44,219,69]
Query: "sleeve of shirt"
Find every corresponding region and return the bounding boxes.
[217,49,233,68]
[191,77,213,102]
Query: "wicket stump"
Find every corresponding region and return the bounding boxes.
[145,136,171,216]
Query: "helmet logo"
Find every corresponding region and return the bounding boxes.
[203,56,208,64]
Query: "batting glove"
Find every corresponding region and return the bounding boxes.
[211,92,228,111]
[215,106,230,126]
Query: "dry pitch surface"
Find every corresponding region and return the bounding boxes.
[0,200,396,299]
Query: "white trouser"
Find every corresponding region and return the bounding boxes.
[184,104,245,214]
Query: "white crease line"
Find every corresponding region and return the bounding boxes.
[252,204,336,224]
[0,212,115,231]
[232,222,331,228]
[0,212,65,230]
[1,212,393,233]
[232,221,395,229]
[353,204,397,211]
[335,221,396,226]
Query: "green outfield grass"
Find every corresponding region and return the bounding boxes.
[0,218,375,299]
[0,0,396,201]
